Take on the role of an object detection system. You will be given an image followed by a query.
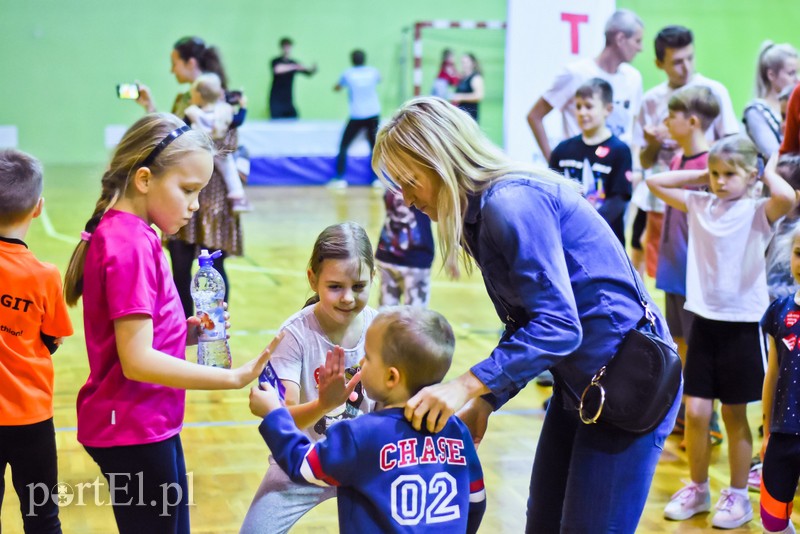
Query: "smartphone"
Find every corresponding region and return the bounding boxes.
[225,89,243,105]
[116,83,140,100]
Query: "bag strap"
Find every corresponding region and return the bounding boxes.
[624,255,656,329]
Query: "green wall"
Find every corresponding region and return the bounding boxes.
[0,0,505,164]
[1,0,797,164]
[622,0,799,119]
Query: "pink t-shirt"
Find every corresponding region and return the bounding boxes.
[77,210,187,447]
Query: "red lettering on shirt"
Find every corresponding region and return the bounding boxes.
[419,436,438,464]
[444,438,467,465]
[380,443,398,471]
[397,438,419,467]
[786,311,800,327]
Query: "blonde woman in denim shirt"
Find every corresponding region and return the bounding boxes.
[372,96,681,533]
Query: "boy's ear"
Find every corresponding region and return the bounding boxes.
[132,166,152,194]
[29,197,44,219]
[655,58,664,71]
[386,366,402,388]
[307,268,318,292]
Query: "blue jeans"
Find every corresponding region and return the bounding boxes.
[526,383,682,533]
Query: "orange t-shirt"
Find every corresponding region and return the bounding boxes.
[0,238,73,425]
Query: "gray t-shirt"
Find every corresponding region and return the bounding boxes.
[271,304,378,442]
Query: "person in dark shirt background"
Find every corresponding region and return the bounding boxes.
[269,37,317,119]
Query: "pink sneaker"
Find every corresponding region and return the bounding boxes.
[711,488,753,529]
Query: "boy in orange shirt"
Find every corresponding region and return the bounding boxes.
[0,149,73,533]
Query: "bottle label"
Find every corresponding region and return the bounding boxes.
[259,362,286,402]
[196,303,226,342]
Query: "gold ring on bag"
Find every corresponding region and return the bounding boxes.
[579,366,606,424]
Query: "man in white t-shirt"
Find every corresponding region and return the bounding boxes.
[527,9,645,161]
[637,25,739,173]
[328,49,382,189]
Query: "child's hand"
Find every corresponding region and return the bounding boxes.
[317,346,361,411]
[186,303,231,346]
[249,383,282,418]
[186,316,201,346]
[232,332,284,388]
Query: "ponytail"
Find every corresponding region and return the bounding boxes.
[64,113,215,306]
[63,171,124,306]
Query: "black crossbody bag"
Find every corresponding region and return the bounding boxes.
[578,264,682,434]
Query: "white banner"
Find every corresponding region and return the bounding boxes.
[504,0,616,164]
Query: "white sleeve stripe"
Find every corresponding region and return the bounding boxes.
[299,448,330,487]
[469,489,486,503]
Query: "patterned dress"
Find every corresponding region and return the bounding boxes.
[167,91,243,256]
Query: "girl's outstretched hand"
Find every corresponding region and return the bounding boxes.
[317,345,361,411]
[232,332,284,388]
[249,383,282,418]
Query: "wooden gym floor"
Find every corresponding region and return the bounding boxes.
[1,164,794,532]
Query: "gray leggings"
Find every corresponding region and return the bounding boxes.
[239,460,336,534]
[377,261,431,308]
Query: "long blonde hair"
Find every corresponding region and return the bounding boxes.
[64,113,214,306]
[372,96,572,275]
[755,41,798,98]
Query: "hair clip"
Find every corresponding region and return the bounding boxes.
[80,231,92,242]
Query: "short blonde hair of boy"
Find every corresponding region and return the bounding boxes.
[0,149,43,225]
[667,85,720,131]
[192,73,224,104]
[708,135,759,177]
[373,306,455,396]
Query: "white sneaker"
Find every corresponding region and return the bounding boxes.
[765,522,797,534]
[230,198,254,213]
[326,178,348,189]
[664,481,711,520]
[711,488,753,529]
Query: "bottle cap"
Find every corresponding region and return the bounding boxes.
[197,249,223,267]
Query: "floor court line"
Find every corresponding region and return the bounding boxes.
[54,407,545,433]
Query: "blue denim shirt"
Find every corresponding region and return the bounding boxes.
[464,175,672,409]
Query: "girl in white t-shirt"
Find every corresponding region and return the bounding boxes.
[648,136,796,529]
[241,221,379,534]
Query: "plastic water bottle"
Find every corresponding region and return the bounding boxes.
[191,249,231,368]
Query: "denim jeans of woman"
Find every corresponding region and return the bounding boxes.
[526,383,682,533]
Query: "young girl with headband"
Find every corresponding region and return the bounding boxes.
[63,113,279,534]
